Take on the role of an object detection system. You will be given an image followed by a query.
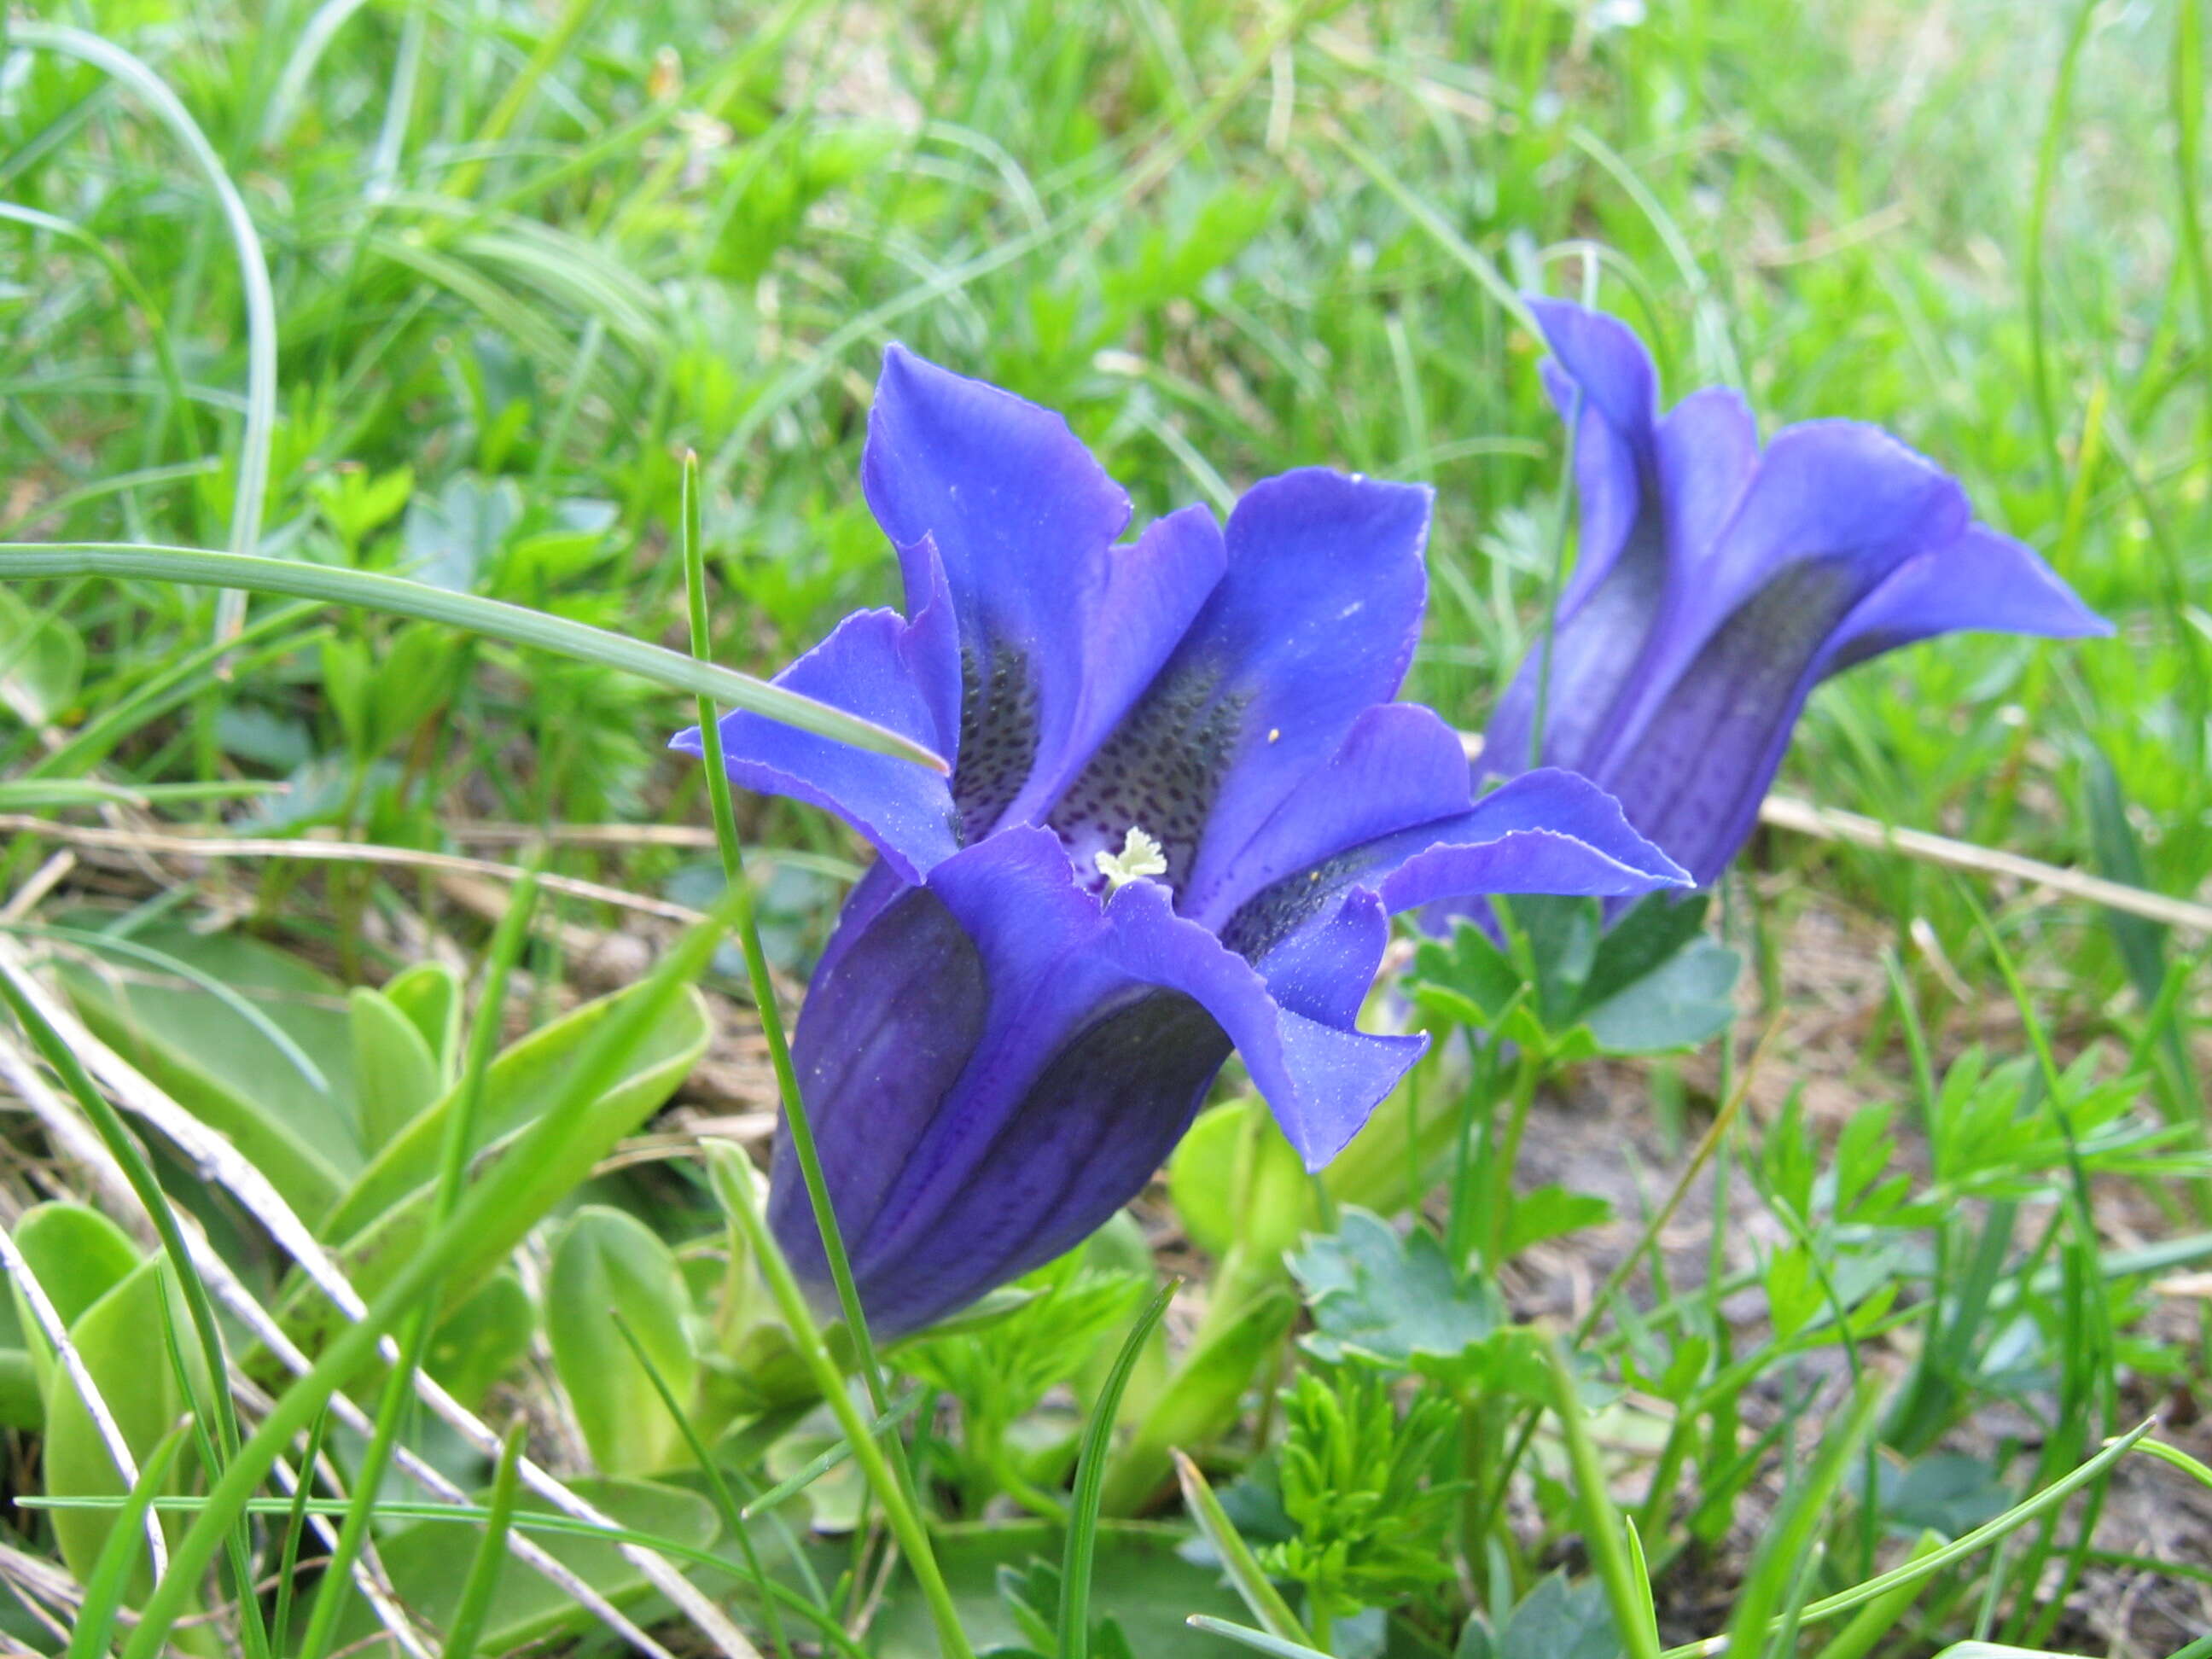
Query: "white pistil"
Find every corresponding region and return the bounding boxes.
[1094,825,1168,894]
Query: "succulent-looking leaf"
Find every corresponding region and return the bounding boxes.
[547,1207,698,1476]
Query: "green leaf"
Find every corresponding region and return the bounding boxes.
[1577,893,1710,1014]
[2081,743,2166,1006]
[1505,894,1603,1026]
[348,987,442,1157]
[1463,1574,1626,1659]
[1580,937,1741,1056]
[422,1271,534,1413]
[15,1202,142,1347]
[1872,1453,2015,1540]
[9,1202,143,1423]
[289,983,709,1356]
[1409,919,1527,1032]
[1292,1213,1502,1377]
[66,1425,189,1659]
[1167,1103,1249,1260]
[0,543,945,768]
[1501,1185,1615,1260]
[41,1259,206,1600]
[324,1478,719,1653]
[320,978,707,1242]
[399,473,520,592]
[60,923,364,1218]
[307,464,413,550]
[0,588,84,724]
[546,1208,698,1476]
[381,962,461,1080]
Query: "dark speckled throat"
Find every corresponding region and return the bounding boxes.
[1050,662,1248,894]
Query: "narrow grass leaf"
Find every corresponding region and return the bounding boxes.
[442,1421,528,1659]
[1060,1277,1179,1659]
[1173,1450,1309,1647]
[0,544,944,769]
[65,1424,189,1659]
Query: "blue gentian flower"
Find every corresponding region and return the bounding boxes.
[1479,300,2110,888]
[673,348,1689,1336]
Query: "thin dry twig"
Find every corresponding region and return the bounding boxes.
[0,815,705,927]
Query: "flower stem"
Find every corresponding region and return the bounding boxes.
[713,1146,973,1659]
[678,455,963,1652]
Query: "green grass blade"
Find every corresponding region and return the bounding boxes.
[1173,1449,1309,1647]
[1545,1336,1662,1659]
[295,870,541,1659]
[65,1424,189,1659]
[0,543,945,770]
[113,882,754,1659]
[1661,1418,2158,1657]
[6,24,277,643]
[441,1421,527,1659]
[1184,1615,1332,1659]
[608,1304,796,1659]
[1059,1277,1178,1659]
[739,1388,926,1520]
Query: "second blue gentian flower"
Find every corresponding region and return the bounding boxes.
[675,348,1689,1336]
[1480,300,2110,887]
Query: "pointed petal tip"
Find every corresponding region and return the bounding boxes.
[668,725,702,756]
[1502,766,1696,887]
[1519,298,1661,445]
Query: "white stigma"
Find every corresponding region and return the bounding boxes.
[1094,825,1168,894]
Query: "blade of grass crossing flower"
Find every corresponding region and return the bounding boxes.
[296,870,542,1659]
[1173,1450,1309,1646]
[65,1425,190,1659]
[4,25,277,647]
[741,1388,927,1519]
[676,452,900,1420]
[1657,1419,2158,1658]
[608,1305,796,1659]
[442,1421,528,1659]
[0,544,946,771]
[115,883,752,1659]
[678,445,940,1609]
[1544,1337,1662,1659]
[706,1142,973,1659]
[1061,1278,1178,1659]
